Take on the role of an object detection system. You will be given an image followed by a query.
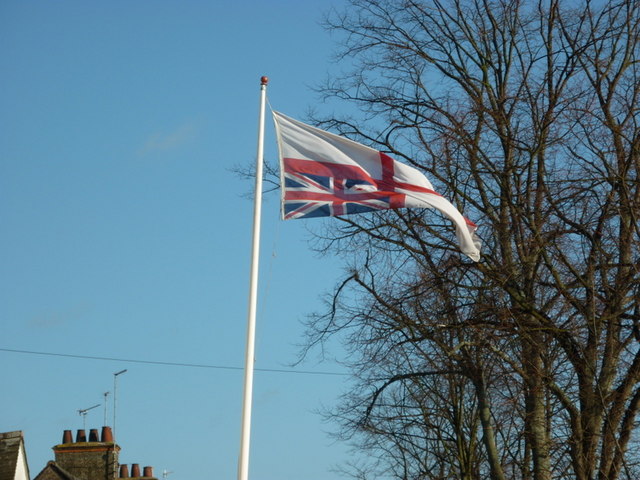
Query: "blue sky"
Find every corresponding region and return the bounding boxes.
[0,1,361,479]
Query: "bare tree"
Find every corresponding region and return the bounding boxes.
[301,1,640,479]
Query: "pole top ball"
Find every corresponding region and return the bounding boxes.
[260,76,269,85]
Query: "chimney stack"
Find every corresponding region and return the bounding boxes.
[54,427,120,480]
[53,427,156,480]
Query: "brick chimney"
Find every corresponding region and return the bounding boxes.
[53,427,119,480]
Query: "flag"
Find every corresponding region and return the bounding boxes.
[272,111,481,262]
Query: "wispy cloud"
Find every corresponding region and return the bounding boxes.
[138,122,198,156]
[28,303,90,329]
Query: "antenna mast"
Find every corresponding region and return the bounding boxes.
[113,369,127,441]
[103,391,110,426]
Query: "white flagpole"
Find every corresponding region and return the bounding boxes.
[238,75,268,480]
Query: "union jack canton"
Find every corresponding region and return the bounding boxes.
[282,156,407,220]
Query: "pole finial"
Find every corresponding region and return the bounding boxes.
[260,76,269,85]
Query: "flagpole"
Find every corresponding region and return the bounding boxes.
[238,75,268,480]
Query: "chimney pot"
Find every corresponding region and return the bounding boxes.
[62,430,73,444]
[89,429,99,442]
[131,464,141,477]
[119,465,130,478]
[101,426,113,443]
[76,429,86,442]
[143,467,153,477]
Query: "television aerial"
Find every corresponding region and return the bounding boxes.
[78,404,100,430]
